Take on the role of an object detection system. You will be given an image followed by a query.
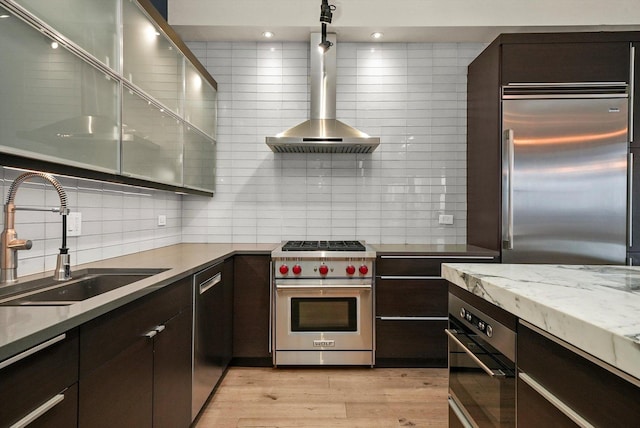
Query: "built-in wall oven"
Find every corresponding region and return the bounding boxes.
[446,287,517,428]
[271,241,376,366]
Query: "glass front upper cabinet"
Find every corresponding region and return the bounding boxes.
[0,5,119,172]
[183,124,216,192]
[14,0,120,71]
[122,0,183,115]
[184,60,217,139]
[121,88,183,186]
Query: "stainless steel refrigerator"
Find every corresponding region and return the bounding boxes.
[501,84,629,264]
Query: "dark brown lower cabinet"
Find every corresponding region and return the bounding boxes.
[517,322,640,427]
[153,308,193,428]
[375,319,448,367]
[79,276,192,428]
[233,254,271,366]
[0,330,79,427]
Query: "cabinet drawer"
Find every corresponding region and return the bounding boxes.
[80,277,191,375]
[0,330,79,427]
[376,278,447,317]
[518,322,640,427]
[377,255,495,276]
[375,319,447,367]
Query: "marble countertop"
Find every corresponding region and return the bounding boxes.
[442,263,640,380]
[0,243,277,362]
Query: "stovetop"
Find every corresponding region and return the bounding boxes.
[282,240,366,252]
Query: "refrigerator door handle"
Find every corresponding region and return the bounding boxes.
[503,129,515,250]
[630,151,634,248]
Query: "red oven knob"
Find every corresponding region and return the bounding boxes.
[346,265,356,275]
[359,265,369,275]
[319,264,329,276]
[279,264,289,275]
[292,264,302,275]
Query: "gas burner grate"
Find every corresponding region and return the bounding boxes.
[282,240,366,251]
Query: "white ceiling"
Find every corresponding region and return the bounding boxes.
[168,0,640,43]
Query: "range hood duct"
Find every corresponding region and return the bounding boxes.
[266,33,380,154]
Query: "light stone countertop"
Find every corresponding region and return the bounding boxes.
[442,263,640,380]
[0,243,277,362]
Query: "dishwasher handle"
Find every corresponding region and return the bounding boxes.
[199,272,222,294]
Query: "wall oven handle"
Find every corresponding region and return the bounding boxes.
[519,373,595,428]
[444,329,506,379]
[275,284,372,290]
[448,397,473,428]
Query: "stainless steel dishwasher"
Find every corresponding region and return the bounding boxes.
[192,262,224,421]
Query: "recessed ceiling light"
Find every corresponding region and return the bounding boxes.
[262,31,275,39]
[371,32,383,39]
[0,14,10,19]
[50,41,59,49]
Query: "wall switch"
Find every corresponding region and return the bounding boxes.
[157,214,167,226]
[438,214,454,225]
[67,212,82,236]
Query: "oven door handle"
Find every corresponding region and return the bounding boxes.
[444,329,507,379]
[275,284,372,290]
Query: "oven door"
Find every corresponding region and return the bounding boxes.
[446,317,515,428]
[274,280,373,351]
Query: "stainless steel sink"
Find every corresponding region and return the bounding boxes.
[0,268,167,306]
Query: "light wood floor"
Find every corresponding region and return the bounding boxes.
[194,367,449,428]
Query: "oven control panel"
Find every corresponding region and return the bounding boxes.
[460,307,493,338]
[274,259,373,279]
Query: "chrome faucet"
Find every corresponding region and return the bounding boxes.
[1,172,71,284]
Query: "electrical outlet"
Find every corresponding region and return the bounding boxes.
[158,214,167,226]
[67,212,82,236]
[438,214,454,225]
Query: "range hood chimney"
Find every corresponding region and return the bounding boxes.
[266,33,380,154]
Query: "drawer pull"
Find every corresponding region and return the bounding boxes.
[199,272,221,294]
[10,393,65,428]
[144,330,158,339]
[379,276,444,280]
[378,316,448,321]
[448,397,473,428]
[519,372,595,428]
[0,334,66,370]
[380,255,495,260]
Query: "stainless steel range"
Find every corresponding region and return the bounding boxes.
[271,240,376,366]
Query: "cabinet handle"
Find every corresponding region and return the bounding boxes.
[0,334,66,370]
[144,330,158,339]
[519,372,595,428]
[444,329,506,378]
[10,393,65,428]
[379,275,443,280]
[503,128,515,250]
[199,272,221,294]
[155,325,166,333]
[269,261,273,355]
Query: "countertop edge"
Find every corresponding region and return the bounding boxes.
[0,243,276,362]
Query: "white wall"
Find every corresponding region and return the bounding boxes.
[0,167,181,278]
[182,40,487,244]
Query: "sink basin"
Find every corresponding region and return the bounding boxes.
[0,268,168,306]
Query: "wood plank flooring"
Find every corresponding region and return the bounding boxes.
[195,367,448,428]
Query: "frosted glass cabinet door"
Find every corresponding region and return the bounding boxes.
[184,61,217,139]
[122,89,183,185]
[183,126,216,192]
[0,6,119,172]
[122,0,182,115]
[15,0,120,70]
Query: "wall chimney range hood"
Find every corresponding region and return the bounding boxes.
[266,33,380,154]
